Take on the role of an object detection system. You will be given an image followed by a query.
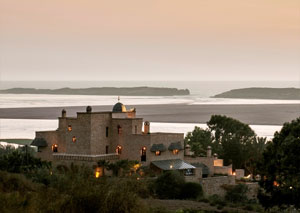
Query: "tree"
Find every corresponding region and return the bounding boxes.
[207,115,257,170]
[258,117,300,209]
[184,127,213,156]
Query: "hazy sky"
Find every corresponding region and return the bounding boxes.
[0,0,299,81]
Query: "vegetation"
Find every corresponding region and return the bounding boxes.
[213,87,300,100]
[185,115,266,172]
[0,87,190,96]
[258,117,300,210]
[153,171,203,200]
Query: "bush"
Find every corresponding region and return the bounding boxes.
[208,194,227,207]
[154,171,185,199]
[180,182,203,200]
[224,184,248,203]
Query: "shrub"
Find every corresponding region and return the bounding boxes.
[180,182,203,200]
[208,194,227,207]
[224,184,248,203]
[154,171,185,199]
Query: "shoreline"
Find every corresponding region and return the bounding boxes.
[0,103,299,125]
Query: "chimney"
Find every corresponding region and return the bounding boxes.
[62,109,66,118]
[86,106,92,113]
[207,146,212,158]
[144,121,150,134]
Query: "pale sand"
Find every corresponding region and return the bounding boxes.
[0,104,299,125]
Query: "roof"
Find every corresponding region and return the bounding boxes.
[151,159,196,171]
[31,138,48,147]
[150,144,167,152]
[168,142,184,151]
[191,163,210,175]
[112,102,127,112]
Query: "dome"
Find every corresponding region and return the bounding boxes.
[112,102,126,112]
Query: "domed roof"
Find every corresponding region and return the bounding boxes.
[113,102,125,112]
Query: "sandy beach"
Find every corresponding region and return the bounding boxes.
[0,104,299,125]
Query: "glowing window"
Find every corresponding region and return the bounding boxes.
[116,145,122,154]
[141,146,146,162]
[72,136,76,143]
[52,144,58,152]
[67,125,72,132]
[173,149,179,155]
[155,151,161,156]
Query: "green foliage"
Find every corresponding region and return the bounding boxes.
[208,194,227,207]
[185,115,266,172]
[0,149,51,174]
[106,159,139,176]
[154,171,185,199]
[180,182,203,200]
[258,117,300,210]
[223,184,249,203]
[185,127,213,156]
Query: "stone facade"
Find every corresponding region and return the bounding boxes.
[34,103,185,168]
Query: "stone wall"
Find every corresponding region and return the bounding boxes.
[214,166,232,175]
[36,131,58,161]
[200,176,235,197]
[184,156,215,176]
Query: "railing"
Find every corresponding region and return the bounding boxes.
[53,153,120,161]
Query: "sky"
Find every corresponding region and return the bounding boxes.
[0,0,299,81]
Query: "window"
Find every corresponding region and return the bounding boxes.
[155,150,161,156]
[117,125,122,135]
[116,145,122,154]
[106,145,109,154]
[72,136,76,143]
[135,125,137,134]
[52,144,58,152]
[106,127,109,137]
[173,149,179,155]
[141,147,146,162]
[67,125,72,132]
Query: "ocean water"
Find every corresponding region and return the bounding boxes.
[0,119,282,140]
[1,94,300,109]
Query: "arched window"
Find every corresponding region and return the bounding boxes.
[141,146,146,162]
[72,136,76,143]
[52,144,58,152]
[67,125,72,132]
[116,145,122,154]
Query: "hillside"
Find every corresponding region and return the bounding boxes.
[0,87,190,96]
[213,87,300,100]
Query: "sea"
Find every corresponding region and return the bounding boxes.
[0,81,299,142]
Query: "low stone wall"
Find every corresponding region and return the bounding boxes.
[200,175,235,197]
[245,182,259,200]
[53,153,120,162]
[214,166,232,175]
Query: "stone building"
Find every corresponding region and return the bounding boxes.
[31,102,233,182]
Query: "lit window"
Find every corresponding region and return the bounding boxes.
[52,144,58,152]
[155,151,161,156]
[67,125,72,132]
[95,167,102,178]
[141,147,146,162]
[72,136,76,143]
[116,145,122,154]
[173,149,179,155]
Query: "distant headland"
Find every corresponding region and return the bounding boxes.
[213,87,300,100]
[0,87,190,96]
